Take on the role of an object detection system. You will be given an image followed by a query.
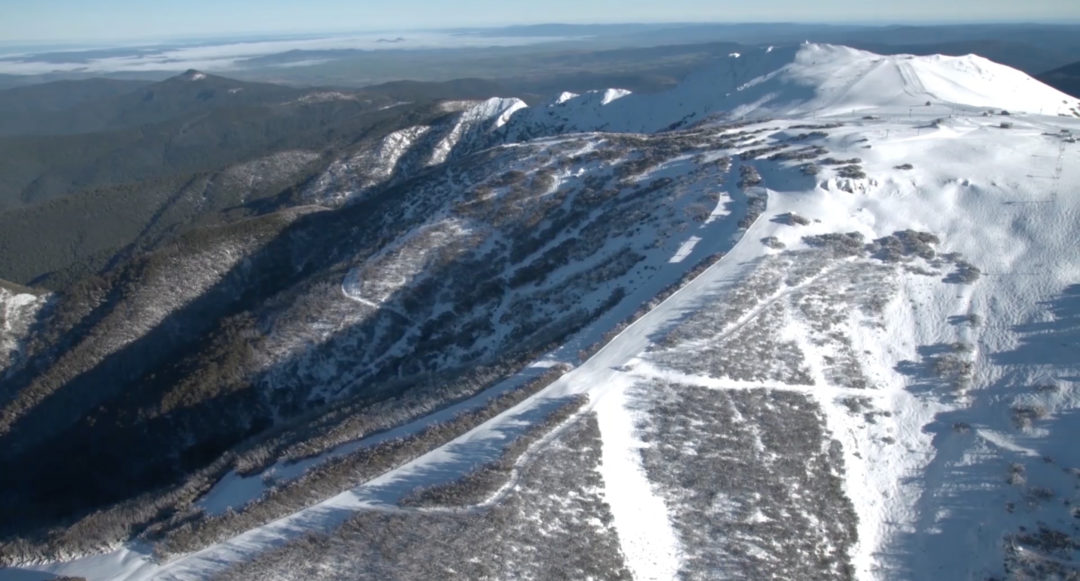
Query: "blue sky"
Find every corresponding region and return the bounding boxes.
[1,0,1079,42]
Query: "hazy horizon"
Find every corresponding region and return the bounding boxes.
[3,0,1080,43]
[4,18,1080,82]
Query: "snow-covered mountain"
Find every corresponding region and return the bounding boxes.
[2,44,1079,581]
[500,43,1080,137]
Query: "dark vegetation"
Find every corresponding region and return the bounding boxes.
[578,249,729,363]
[1004,525,1080,580]
[896,342,976,393]
[773,212,811,226]
[0,28,1075,576]
[0,361,570,565]
[654,228,959,392]
[1038,60,1080,100]
[0,78,150,136]
[635,382,857,580]
[0,173,591,562]
[0,74,461,287]
[0,161,325,288]
[0,72,301,137]
[217,413,632,581]
[761,236,786,249]
[944,259,982,284]
[398,394,587,508]
[0,279,41,296]
[151,368,575,559]
[738,164,763,188]
[835,164,867,179]
[0,106,748,563]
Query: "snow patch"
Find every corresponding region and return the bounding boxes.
[0,287,48,373]
[601,88,632,105]
[429,97,527,166]
[554,91,579,104]
[669,236,702,263]
[294,91,360,104]
[595,380,683,580]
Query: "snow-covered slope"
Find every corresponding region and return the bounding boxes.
[0,284,48,377]
[303,97,526,206]
[305,45,1080,209]
[3,45,1079,581]
[501,43,1080,137]
[428,97,527,165]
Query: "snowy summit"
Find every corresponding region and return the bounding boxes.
[500,43,1080,137]
[180,69,208,81]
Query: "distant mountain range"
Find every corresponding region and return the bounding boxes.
[3,23,1080,97]
[1039,60,1080,99]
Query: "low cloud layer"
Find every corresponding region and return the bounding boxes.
[0,31,573,76]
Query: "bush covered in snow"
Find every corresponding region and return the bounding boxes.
[739,164,763,188]
[761,236,786,249]
[835,164,867,179]
[866,230,940,262]
[775,212,812,226]
[803,231,867,257]
[945,260,982,284]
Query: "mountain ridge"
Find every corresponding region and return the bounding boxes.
[494,43,1080,141]
[0,43,1078,581]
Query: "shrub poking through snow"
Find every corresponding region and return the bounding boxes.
[931,354,974,391]
[865,230,940,262]
[216,413,633,581]
[774,212,811,226]
[1011,404,1048,431]
[769,145,827,161]
[949,313,982,327]
[1007,463,1027,486]
[761,237,786,250]
[399,395,587,508]
[945,260,981,284]
[836,165,867,179]
[820,157,861,165]
[739,164,763,189]
[803,232,867,257]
